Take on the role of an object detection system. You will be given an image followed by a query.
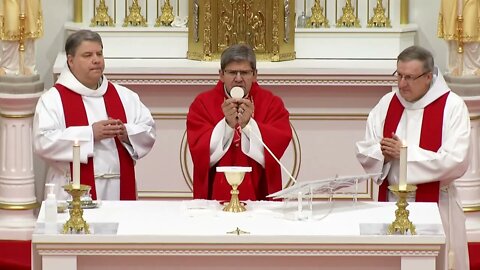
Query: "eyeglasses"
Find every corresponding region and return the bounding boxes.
[223,69,255,78]
[393,70,429,83]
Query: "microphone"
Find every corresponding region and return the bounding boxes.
[231,86,296,182]
[242,124,296,183]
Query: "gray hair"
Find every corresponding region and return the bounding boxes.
[65,30,103,57]
[397,45,434,72]
[220,44,256,71]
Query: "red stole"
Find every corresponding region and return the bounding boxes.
[187,81,291,201]
[379,92,450,203]
[55,82,137,200]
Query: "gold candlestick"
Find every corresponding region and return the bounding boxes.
[123,0,147,26]
[91,0,115,26]
[387,184,417,235]
[63,184,90,234]
[400,0,408,24]
[336,0,360,27]
[155,0,175,26]
[306,0,329,28]
[74,0,83,23]
[367,0,391,28]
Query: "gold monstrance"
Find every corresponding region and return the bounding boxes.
[217,166,252,213]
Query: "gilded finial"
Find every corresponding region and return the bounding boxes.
[123,0,147,27]
[90,0,115,27]
[155,0,175,26]
[336,0,360,28]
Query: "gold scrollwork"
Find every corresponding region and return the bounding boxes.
[367,0,391,28]
[193,0,199,42]
[155,0,175,26]
[203,1,212,60]
[123,0,147,27]
[336,0,360,28]
[272,0,280,61]
[284,0,291,42]
[307,0,329,28]
[91,0,115,26]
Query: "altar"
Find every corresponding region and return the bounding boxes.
[32,200,445,270]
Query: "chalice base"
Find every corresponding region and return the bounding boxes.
[223,194,246,213]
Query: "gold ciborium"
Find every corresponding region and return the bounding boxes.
[216,166,252,213]
[387,184,417,235]
[63,184,90,234]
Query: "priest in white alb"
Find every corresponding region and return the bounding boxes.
[356,46,470,270]
[33,30,156,201]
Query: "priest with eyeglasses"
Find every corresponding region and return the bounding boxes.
[356,45,470,270]
[187,44,292,201]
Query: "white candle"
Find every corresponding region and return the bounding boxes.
[457,0,463,17]
[72,140,80,189]
[398,142,407,191]
[19,0,25,14]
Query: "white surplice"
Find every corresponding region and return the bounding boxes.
[33,68,156,201]
[356,67,470,270]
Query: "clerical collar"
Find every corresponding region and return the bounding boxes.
[95,77,103,90]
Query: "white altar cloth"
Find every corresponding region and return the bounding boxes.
[32,201,445,270]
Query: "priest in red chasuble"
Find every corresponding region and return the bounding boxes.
[356,46,470,269]
[33,30,156,201]
[187,44,292,201]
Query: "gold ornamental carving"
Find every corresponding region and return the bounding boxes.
[367,0,391,28]
[336,0,360,28]
[63,184,90,234]
[387,185,417,235]
[123,0,147,27]
[155,0,175,26]
[187,0,295,62]
[306,0,329,28]
[91,0,115,26]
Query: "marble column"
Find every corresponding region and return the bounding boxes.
[445,75,480,242]
[0,75,43,240]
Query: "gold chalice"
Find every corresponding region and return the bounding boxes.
[217,166,252,213]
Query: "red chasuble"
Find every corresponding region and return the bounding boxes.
[187,81,292,201]
[379,92,450,203]
[55,83,137,200]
